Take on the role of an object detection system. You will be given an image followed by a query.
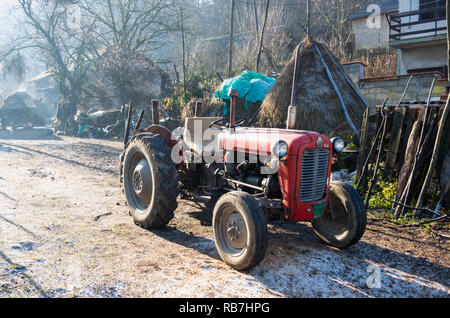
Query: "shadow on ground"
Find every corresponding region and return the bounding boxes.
[150,201,450,297]
[0,250,48,298]
[0,128,61,141]
[0,142,118,175]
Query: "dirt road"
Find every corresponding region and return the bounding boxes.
[0,129,449,298]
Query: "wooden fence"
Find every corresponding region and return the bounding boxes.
[356,100,450,214]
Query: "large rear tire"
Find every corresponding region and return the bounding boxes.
[213,191,268,271]
[123,134,179,229]
[312,182,366,249]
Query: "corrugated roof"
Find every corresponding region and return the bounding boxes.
[347,0,398,21]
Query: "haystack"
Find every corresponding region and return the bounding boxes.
[258,39,366,135]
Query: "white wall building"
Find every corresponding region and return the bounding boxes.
[348,0,398,50]
[349,0,447,76]
[392,0,447,74]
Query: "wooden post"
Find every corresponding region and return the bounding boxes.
[447,0,450,91]
[194,101,202,117]
[124,102,133,149]
[256,0,270,73]
[228,0,235,77]
[356,107,370,183]
[384,108,406,177]
[365,107,389,209]
[306,0,311,38]
[395,118,422,205]
[416,95,450,209]
[396,108,414,170]
[152,100,160,125]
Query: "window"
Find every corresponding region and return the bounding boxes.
[419,0,446,21]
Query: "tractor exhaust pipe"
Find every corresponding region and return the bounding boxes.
[229,90,239,129]
[287,106,297,130]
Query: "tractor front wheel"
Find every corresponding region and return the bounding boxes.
[312,182,366,249]
[213,192,268,271]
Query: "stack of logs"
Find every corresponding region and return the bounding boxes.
[356,95,450,218]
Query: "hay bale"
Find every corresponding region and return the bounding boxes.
[181,98,223,122]
[258,39,366,135]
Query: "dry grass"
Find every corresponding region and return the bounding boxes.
[341,48,398,78]
[258,39,366,135]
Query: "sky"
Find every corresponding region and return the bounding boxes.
[0,0,17,36]
[0,0,15,18]
[0,0,42,85]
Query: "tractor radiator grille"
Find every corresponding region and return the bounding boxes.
[300,148,330,202]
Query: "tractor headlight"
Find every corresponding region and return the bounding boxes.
[271,140,288,158]
[331,137,345,153]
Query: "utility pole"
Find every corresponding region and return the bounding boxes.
[180,8,187,103]
[256,0,270,73]
[228,0,235,77]
[447,0,449,92]
[253,0,259,39]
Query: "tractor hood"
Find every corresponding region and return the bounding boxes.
[218,127,331,156]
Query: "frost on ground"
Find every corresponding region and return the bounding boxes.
[0,129,449,298]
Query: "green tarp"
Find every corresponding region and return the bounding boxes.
[214,70,276,115]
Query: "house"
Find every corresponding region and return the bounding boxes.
[389,0,447,74]
[25,71,60,116]
[348,0,447,75]
[345,0,448,109]
[347,0,399,50]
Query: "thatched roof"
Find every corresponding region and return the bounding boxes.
[84,47,171,110]
[258,39,366,135]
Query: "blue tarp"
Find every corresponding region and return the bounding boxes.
[214,70,276,115]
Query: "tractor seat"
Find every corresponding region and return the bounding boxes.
[183,117,222,156]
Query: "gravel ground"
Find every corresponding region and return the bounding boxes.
[0,128,449,298]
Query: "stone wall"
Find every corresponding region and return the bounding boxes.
[357,73,447,111]
[342,62,366,84]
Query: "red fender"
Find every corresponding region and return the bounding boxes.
[137,124,178,148]
[137,125,183,168]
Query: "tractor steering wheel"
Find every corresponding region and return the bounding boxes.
[209,117,247,129]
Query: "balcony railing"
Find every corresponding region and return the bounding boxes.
[388,5,447,41]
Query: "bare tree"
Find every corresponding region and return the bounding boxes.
[311,0,371,55]
[80,0,179,56]
[1,0,98,108]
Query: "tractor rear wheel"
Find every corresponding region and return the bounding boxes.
[312,182,366,249]
[123,134,179,229]
[213,191,268,271]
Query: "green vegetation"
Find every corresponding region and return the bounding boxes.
[368,179,398,210]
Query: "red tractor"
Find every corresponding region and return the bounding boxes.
[120,93,366,271]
